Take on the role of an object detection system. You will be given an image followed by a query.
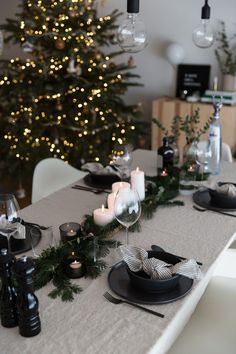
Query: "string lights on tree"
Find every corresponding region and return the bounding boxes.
[0,0,142,181]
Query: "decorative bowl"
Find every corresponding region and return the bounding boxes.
[208,182,236,209]
[126,251,181,293]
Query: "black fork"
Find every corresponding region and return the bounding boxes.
[103,292,164,318]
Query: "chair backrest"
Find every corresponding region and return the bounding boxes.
[197,141,233,163]
[31,158,87,203]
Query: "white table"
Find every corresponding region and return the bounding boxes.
[2,149,236,354]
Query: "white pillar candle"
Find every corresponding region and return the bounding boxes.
[112,181,130,193]
[93,204,114,226]
[107,192,116,213]
[131,167,145,201]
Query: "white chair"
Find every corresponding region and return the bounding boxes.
[197,140,233,162]
[31,158,87,203]
[167,248,236,354]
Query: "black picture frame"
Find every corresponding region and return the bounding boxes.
[176,64,211,98]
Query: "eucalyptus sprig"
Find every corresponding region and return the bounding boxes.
[179,108,211,145]
[152,115,181,143]
[215,21,236,76]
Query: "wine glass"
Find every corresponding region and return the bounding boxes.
[111,144,133,179]
[114,187,141,245]
[0,194,20,251]
[195,141,212,179]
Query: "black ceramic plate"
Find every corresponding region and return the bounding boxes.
[108,262,193,305]
[84,173,120,189]
[193,189,236,211]
[0,225,41,255]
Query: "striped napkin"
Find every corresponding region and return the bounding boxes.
[119,246,202,280]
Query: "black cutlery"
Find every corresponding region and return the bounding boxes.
[151,245,203,266]
[72,185,110,194]
[193,204,236,218]
[103,291,164,318]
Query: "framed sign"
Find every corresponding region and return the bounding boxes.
[176,64,210,98]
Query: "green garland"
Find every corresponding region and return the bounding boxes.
[34,170,184,301]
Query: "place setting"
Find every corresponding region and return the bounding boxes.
[106,244,202,308]
[193,182,236,217]
[72,144,133,192]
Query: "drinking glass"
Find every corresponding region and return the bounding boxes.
[114,188,141,245]
[111,144,133,179]
[30,226,55,258]
[195,141,212,178]
[0,194,20,251]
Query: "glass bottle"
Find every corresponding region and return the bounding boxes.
[208,98,222,175]
[158,137,174,169]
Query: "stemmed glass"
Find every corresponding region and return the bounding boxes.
[0,194,20,251]
[195,141,212,179]
[114,188,141,245]
[111,144,133,179]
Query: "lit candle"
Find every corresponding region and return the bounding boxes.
[130,166,145,201]
[66,252,85,278]
[93,204,114,226]
[69,260,82,269]
[67,229,77,237]
[187,165,195,173]
[160,169,168,177]
[112,181,130,193]
[59,222,81,243]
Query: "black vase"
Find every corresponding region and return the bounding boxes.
[158,137,174,169]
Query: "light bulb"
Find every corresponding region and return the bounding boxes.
[192,19,214,48]
[117,0,147,53]
[192,0,214,49]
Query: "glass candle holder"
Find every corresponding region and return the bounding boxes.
[59,222,81,243]
[65,252,85,279]
[179,169,196,196]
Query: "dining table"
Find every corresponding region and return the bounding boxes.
[1,149,236,354]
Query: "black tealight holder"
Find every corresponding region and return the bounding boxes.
[65,252,85,279]
[59,222,81,243]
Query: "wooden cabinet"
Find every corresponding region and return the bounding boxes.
[152,97,236,153]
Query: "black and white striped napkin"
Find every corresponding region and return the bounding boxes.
[119,246,202,280]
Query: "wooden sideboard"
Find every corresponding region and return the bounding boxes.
[152,97,236,153]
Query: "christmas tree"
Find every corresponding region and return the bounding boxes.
[0,0,141,181]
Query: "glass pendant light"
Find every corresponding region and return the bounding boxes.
[117,0,147,53]
[192,0,214,48]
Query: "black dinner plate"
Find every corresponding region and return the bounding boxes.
[83,173,121,190]
[193,189,236,211]
[0,225,41,255]
[108,261,193,305]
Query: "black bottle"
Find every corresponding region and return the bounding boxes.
[158,137,174,169]
[0,248,18,328]
[14,256,41,337]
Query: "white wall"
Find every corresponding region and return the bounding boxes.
[1,0,236,120]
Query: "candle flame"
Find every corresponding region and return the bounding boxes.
[101,204,105,212]
[72,251,75,256]
[136,166,139,172]
[119,182,123,187]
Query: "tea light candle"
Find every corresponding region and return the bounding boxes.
[93,204,114,226]
[160,169,168,177]
[187,165,195,173]
[112,181,130,193]
[69,260,81,269]
[59,222,81,243]
[130,167,145,201]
